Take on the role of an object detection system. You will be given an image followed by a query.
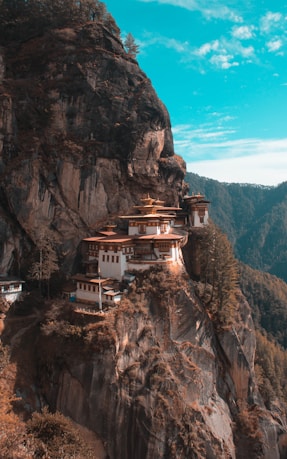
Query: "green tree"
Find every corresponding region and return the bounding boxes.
[124,32,139,58]
[199,221,239,327]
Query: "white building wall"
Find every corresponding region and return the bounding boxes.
[171,245,180,261]
[98,250,127,280]
[190,209,208,227]
[128,226,139,236]
[75,283,100,303]
[160,222,171,234]
[1,292,22,303]
[128,224,161,236]
[145,225,160,235]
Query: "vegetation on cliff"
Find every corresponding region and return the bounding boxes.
[185,172,287,425]
[0,0,120,43]
[195,222,239,328]
[240,262,287,348]
[185,172,287,283]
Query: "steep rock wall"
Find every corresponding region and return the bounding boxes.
[0,23,186,274]
[33,270,286,459]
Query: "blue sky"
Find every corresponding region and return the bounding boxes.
[104,0,287,185]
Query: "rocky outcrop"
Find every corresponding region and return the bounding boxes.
[30,269,286,459]
[0,22,186,274]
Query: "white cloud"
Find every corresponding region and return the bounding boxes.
[173,128,287,185]
[266,38,283,53]
[210,54,239,69]
[139,33,189,54]
[195,40,219,56]
[173,125,236,142]
[192,36,255,69]
[232,25,255,40]
[138,0,242,22]
[186,153,286,186]
[260,12,283,34]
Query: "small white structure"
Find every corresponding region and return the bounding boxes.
[72,274,109,305]
[72,274,122,308]
[0,277,24,304]
[183,193,209,227]
[103,290,122,304]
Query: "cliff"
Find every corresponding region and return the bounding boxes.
[0,12,286,459]
[0,20,185,275]
[2,267,286,458]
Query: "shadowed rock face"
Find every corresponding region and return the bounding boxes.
[0,22,186,274]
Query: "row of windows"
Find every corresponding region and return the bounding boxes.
[123,247,133,254]
[88,244,98,250]
[102,255,120,263]
[0,284,21,293]
[78,283,99,292]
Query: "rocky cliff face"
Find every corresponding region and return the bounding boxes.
[0,22,185,274]
[1,16,286,459]
[19,268,284,459]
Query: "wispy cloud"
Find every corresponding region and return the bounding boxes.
[138,0,242,22]
[191,36,255,69]
[173,123,287,185]
[186,152,287,186]
[139,33,189,54]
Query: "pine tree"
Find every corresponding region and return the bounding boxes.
[199,221,239,327]
[124,33,139,58]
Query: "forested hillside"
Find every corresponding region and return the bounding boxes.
[185,172,287,282]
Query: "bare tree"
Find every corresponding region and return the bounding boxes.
[29,229,59,298]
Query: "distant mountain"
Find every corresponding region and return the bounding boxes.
[240,262,287,348]
[185,172,287,282]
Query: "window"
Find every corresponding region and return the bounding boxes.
[88,285,91,291]
[139,224,146,234]
[107,255,110,262]
[103,255,105,262]
[93,286,96,292]
[79,283,82,289]
[159,243,170,252]
[116,256,119,263]
[84,284,86,290]
[112,255,114,263]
